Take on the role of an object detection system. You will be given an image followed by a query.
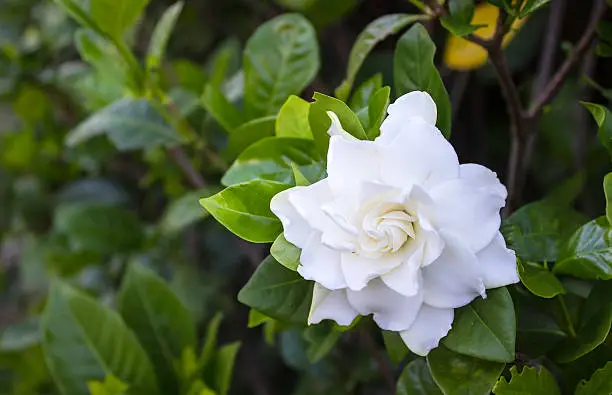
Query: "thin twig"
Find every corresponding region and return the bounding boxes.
[360,329,395,393]
[166,146,206,188]
[527,0,607,118]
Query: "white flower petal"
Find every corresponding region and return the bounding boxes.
[460,163,507,199]
[427,178,504,252]
[399,305,453,356]
[381,243,423,297]
[341,252,403,291]
[326,111,357,140]
[309,283,358,326]
[270,188,312,248]
[422,232,485,309]
[477,232,519,288]
[299,232,347,290]
[327,135,382,196]
[378,118,459,189]
[377,91,437,145]
[346,278,423,331]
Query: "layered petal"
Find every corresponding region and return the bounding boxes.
[327,135,382,196]
[299,232,347,290]
[346,278,423,331]
[427,178,504,252]
[309,283,358,326]
[378,118,459,189]
[341,252,404,291]
[477,232,519,288]
[377,91,437,145]
[399,305,453,356]
[422,232,485,309]
[459,163,507,199]
[270,188,312,248]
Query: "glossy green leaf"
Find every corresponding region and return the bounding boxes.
[427,345,504,395]
[66,98,184,150]
[42,282,158,395]
[441,0,481,36]
[382,330,409,365]
[201,84,245,134]
[575,361,612,395]
[503,200,586,262]
[518,261,565,298]
[271,234,301,271]
[244,14,319,118]
[222,137,324,186]
[443,288,516,363]
[394,23,451,138]
[397,358,442,395]
[303,322,342,363]
[146,2,184,79]
[335,14,425,101]
[54,204,143,254]
[366,86,390,139]
[605,173,612,226]
[550,281,612,363]
[309,92,368,153]
[276,95,312,139]
[90,0,150,40]
[519,0,551,17]
[553,217,612,280]
[493,365,560,395]
[349,73,383,112]
[224,116,276,160]
[582,102,612,158]
[160,188,217,234]
[210,342,240,395]
[118,264,196,394]
[238,256,313,324]
[199,180,289,243]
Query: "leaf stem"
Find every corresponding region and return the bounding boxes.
[557,295,577,338]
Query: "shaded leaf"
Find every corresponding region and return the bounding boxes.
[441,0,481,36]
[397,358,442,395]
[210,342,240,395]
[160,188,218,234]
[382,330,409,365]
[146,2,184,79]
[201,84,245,134]
[605,173,612,226]
[519,0,551,17]
[582,102,612,158]
[90,0,150,40]
[518,261,565,298]
[303,322,342,363]
[493,365,560,395]
[224,116,276,160]
[575,361,612,395]
[349,73,383,112]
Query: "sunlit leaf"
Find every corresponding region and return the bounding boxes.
[493,365,560,395]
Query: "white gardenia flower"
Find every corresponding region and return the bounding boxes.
[270,91,519,356]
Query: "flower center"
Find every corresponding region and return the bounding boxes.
[359,203,417,255]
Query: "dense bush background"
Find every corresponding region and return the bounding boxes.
[1,0,611,394]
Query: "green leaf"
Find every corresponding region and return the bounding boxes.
[207,38,241,89]
[54,204,143,254]
[89,0,150,40]
[427,345,504,395]
[519,0,552,18]
[276,95,313,139]
[518,260,565,298]
[493,365,560,395]
[146,2,184,79]
[248,309,272,328]
[553,217,612,280]
[118,264,196,394]
[366,86,391,139]
[503,200,586,262]
[210,342,240,395]
[397,358,442,395]
[303,322,342,362]
[441,0,481,36]
[550,281,612,363]
[222,137,324,186]
[199,313,223,369]
[442,288,516,363]
[349,73,383,112]
[309,92,368,153]
[224,116,276,161]
[42,282,158,395]
[394,23,451,138]
[575,361,612,395]
[582,102,612,158]
[199,180,289,243]
[605,173,612,226]
[271,234,301,271]
[66,98,184,150]
[238,256,313,324]
[382,330,409,365]
[160,188,218,234]
[201,84,245,134]
[244,13,319,118]
[335,14,425,101]
[87,375,128,395]
[291,162,314,186]
[53,0,101,33]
